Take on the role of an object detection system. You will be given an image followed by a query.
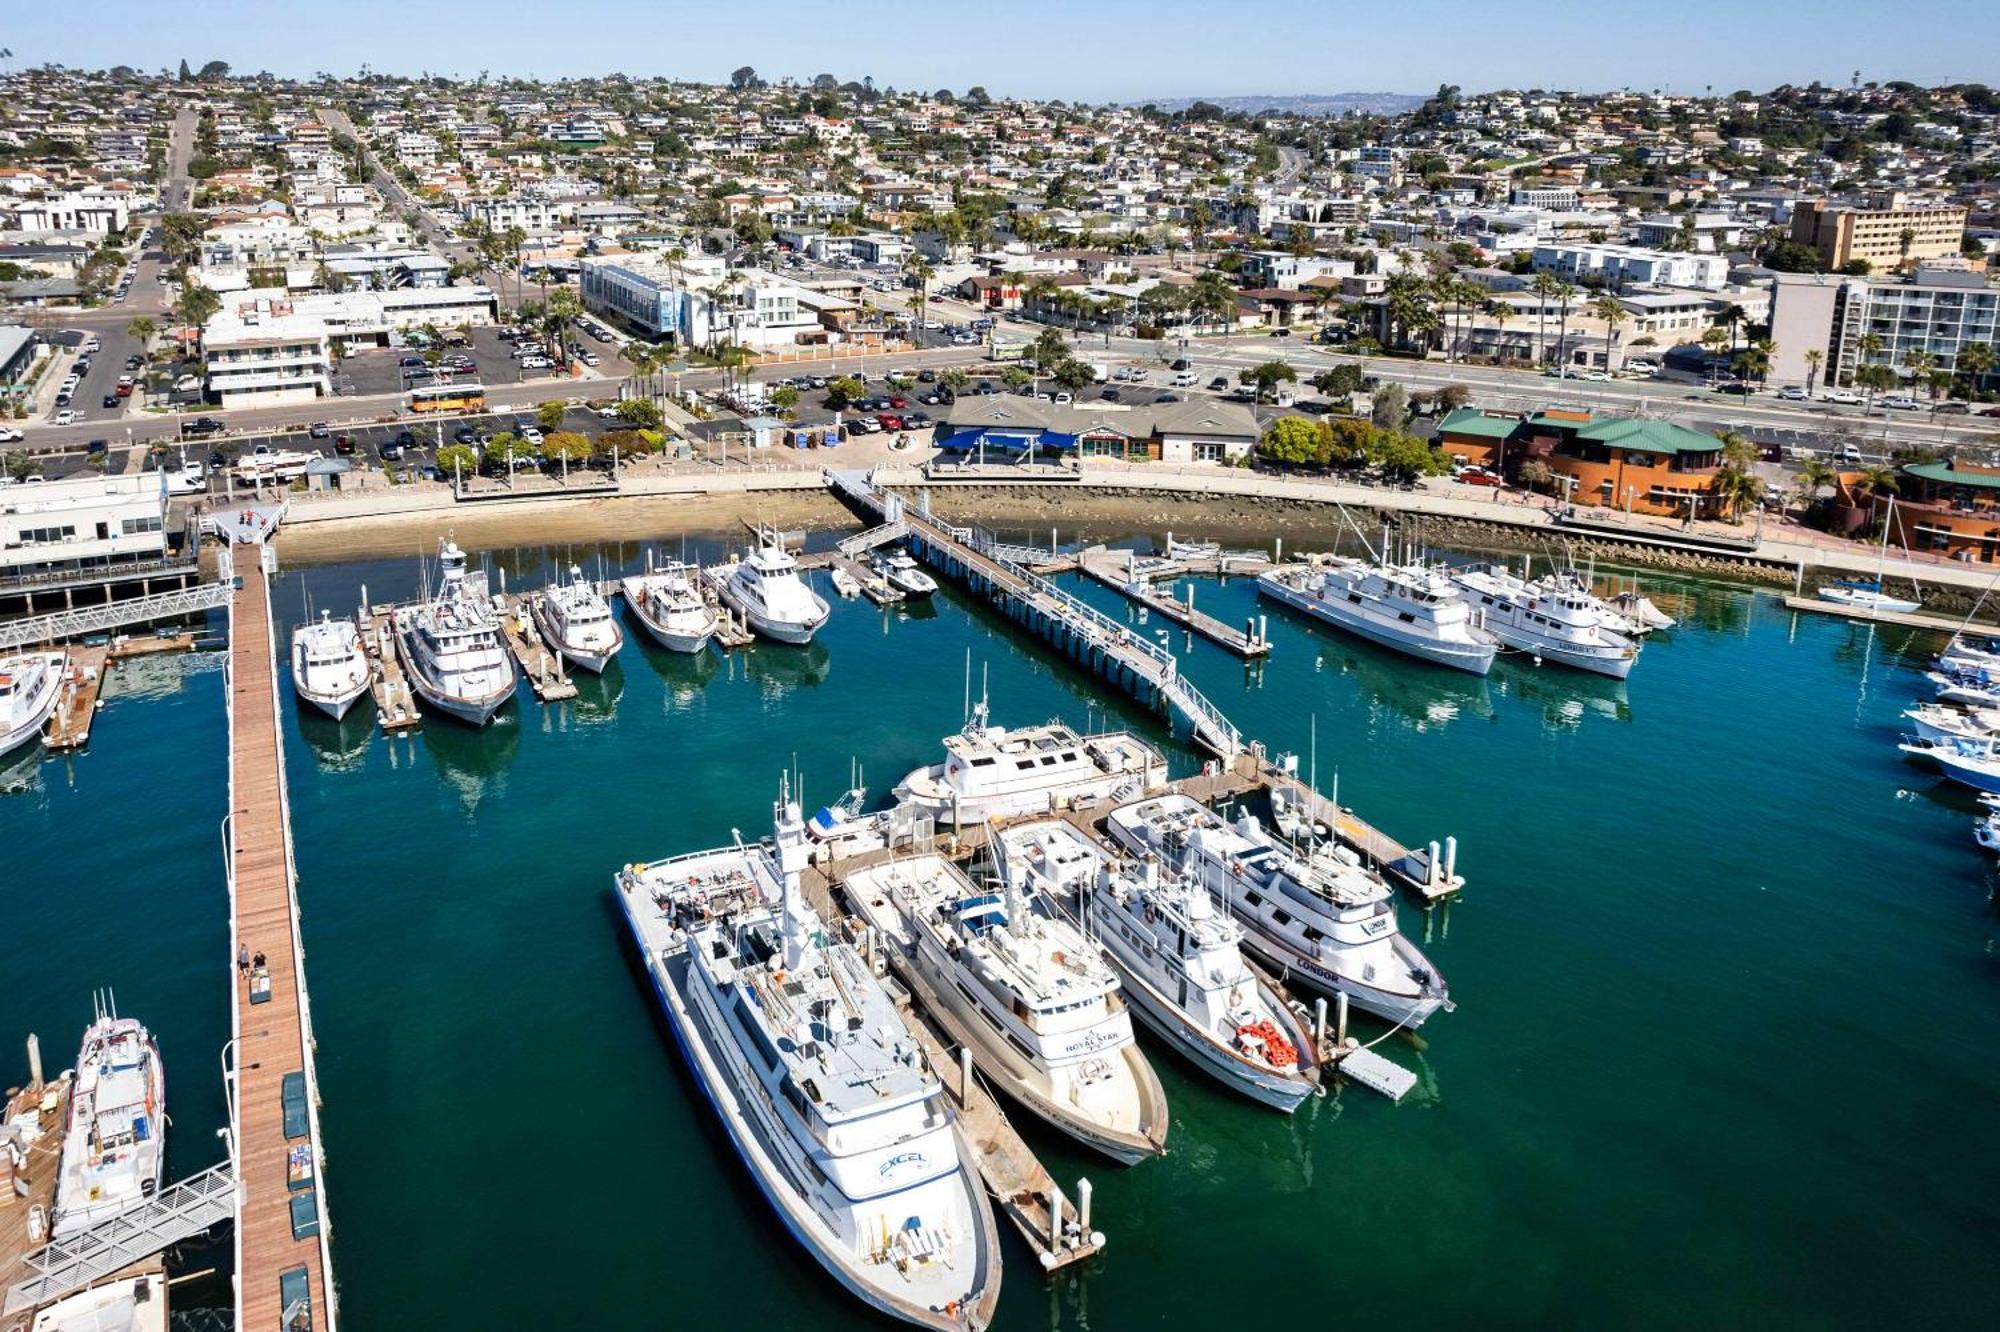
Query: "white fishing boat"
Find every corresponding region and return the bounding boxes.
[712,535,831,645]
[615,794,1002,1330]
[51,999,165,1240]
[845,852,1169,1164]
[393,539,517,726]
[829,566,863,599]
[26,1270,169,1332]
[622,559,720,654]
[1165,535,1222,561]
[1903,702,2000,744]
[875,549,937,598]
[1926,669,2000,709]
[1106,793,1450,1028]
[1898,734,2000,793]
[532,564,624,673]
[892,695,1167,829]
[0,649,66,757]
[289,611,369,721]
[1940,633,2000,673]
[991,819,1321,1112]
[1258,559,1498,675]
[1449,562,1640,679]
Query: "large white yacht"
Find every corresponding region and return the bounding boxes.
[532,564,623,673]
[622,559,720,654]
[1449,562,1640,679]
[0,650,66,757]
[712,535,831,645]
[393,539,517,726]
[991,820,1321,1112]
[844,853,1170,1164]
[1258,559,1498,675]
[289,612,369,721]
[616,795,1002,1330]
[892,699,1168,828]
[51,999,165,1239]
[1107,793,1450,1029]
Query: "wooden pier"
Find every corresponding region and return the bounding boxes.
[495,594,578,702]
[1078,548,1272,658]
[224,549,334,1332]
[42,646,108,752]
[1780,594,1985,635]
[0,1074,71,1304]
[360,609,421,732]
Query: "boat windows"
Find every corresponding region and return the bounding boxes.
[1015,759,1038,771]
[1399,612,1416,623]
[969,756,998,767]
[1272,909,1292,927]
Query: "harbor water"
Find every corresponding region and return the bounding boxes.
[4,532,1998,1328]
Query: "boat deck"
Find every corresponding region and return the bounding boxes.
[227,553,334,1332]
[494,594,578,702]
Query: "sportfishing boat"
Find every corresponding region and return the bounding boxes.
[1903,702,2000,745]
[622,559,720,654]
[51,999,165,1239]
[1106,793,1450,1028]
[532,564,623,674]
[1449,562,1640,679]
[844,852,1170,1165]
[393,539,517,726]
[892,696,1167,828]
[1898,733,2000,793]
[874,549,937,598]
[0,650,66,757]
[991,819,1321,1112]
[1258,559,1498,675]
[615,794,1001,1330]
[289,611,369,721]
[712,535,831,645]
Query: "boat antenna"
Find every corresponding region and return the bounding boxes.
[963,646,971,724]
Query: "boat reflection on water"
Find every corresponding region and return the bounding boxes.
[1316,641,1495,732]
[423,710,520,816]
[635,634,719,710]
[562,661,625,726]
[734,639,832,699]
[0,742,44,799]
[1493,665,1632,731]
[891,594,940,624]
[297,707,375,773]
[99,650,216,703]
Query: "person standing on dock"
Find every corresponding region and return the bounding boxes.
[237,944,249,976]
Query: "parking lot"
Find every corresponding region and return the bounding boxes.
[332,325,572,402]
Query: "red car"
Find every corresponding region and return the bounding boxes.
[1456,467,1504,487]
[888,395,908,409]
[878,413,904,431]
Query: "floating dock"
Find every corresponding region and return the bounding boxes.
[0,1070,72,1305]
[359,608,421,732]
[223,546,335,1332]
[1335,1045,1420,1102]
[1078,548,1272,658]
[495,594,578,702]
[42,646,108,752]
[1780,594,1988,635]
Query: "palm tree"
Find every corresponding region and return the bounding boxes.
[125,316,158,362]
[1857,462,1899,495]
[1857,331,1885,379]
[1854,362,1897,414]
[1803,347,1824,397]
[1902,348,1933,403]
[1796,456,1838,505]
[1551,280,1578,376]
[1590,295,1627,371]
[1708,462,1764,523]
[1733,338,1775,388]
[1485,300,1514,363]
[1531,271,1559,366]
[1956,340,1995,396]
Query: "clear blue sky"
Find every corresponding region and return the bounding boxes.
[13,0,1997,104]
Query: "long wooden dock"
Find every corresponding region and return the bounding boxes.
[1780,594,1984,634]
[1078,549,1271,658]
[495,594,577,702]
[0,1074,71,1304]
[225,549,334,1332]
[42,646,108,751]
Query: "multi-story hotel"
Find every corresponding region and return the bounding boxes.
[1768,268,1999,391]
[1788,195,1968,272]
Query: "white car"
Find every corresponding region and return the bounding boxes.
[517,426,544,444]
[53,409,78,426]
[1822,389,1861,405]
[1882,395,1921,411]
[0,426,23,442]
[1775,386,1808,401]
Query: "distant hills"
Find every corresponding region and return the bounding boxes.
[1136,93,1423,117]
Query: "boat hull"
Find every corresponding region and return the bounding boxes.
[713,577,830,646]
[0,653,65,757]
[296,682,367,722]
[1487,627,1636,679]
[623,601,715,654]
[395,629,516,727]
[531,596,623,674]
[617,893,1000,1330]
[1259,575,1495,675]
[1816,588,1920,615]
[1114,961,1317,1112]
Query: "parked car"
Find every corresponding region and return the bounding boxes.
[1935,401,1970,415]
[1823,389,1862,405]
[53,409,78,425]
[181,417,224,437]
[0,426,21,443]
[309,422,330,438]
[878,413,903,431]
[1882,394,1921,411]
[102,393,120,409]
[85,439,107,455]
[1456,466,1505,487]
[1775,386,1809,401]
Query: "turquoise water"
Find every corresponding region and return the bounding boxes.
[5,535,1998,1328]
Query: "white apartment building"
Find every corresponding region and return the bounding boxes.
[459,197,577,232]
[1530,242,1729,291]
[580,256,821,350]
[1769,268,2000,391]
[202,286,497,407]
[395,133,440,168]
[1509,185,1581,210]
[1,190,133,234]
[0,473,168,579]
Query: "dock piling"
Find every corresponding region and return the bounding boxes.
[23,1035,40,1091]
[1077,1177,1094,1237]
[1336,992,1350,1045]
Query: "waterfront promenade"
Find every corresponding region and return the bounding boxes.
[226,548,335,1330]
